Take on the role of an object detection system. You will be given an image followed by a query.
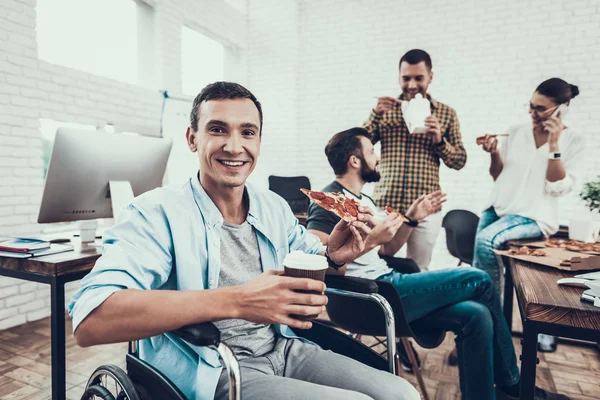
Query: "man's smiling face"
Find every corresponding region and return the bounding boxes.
[187,98,261,189]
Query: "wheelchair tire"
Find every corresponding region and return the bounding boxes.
[81,364,142,400]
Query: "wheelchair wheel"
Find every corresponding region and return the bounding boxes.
[80,364,142,400]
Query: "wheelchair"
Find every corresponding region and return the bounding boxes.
[78,317,396,400]
[78,265,444,400]
[79,322,240,400]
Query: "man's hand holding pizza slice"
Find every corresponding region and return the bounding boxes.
[302,188,447,261]
[301,189,375,264]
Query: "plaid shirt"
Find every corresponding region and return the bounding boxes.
[363,93,466,213]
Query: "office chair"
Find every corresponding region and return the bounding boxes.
[268,175,311,215]
[441,209,480,266]
[325,273,446,400]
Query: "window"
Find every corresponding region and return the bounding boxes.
[181,27,224,96]
[36,0,138,84]
[40,119,95,178]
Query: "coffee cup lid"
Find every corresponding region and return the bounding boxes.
[284,251,328,270]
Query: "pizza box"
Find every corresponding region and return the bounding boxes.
[520,239,600,255]
[494,245,600,272]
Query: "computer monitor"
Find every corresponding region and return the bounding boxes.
[38,128,173,237]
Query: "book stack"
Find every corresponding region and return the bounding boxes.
[0,237,73,259]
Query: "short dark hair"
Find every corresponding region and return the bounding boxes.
[325,128,370,175]
[535,78,580,104]
[399,49,432,71]
[189,81,263,134]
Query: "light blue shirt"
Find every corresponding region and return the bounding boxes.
[68,176,325,400]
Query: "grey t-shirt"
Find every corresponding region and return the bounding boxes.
[212,221,277,359]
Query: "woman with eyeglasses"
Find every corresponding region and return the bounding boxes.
[473,78,585,352]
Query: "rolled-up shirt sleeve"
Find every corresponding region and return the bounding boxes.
[544,130,586,197]
[68,203,174,332]
[433,111,467,170]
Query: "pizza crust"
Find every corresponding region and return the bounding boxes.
[384,206,410,223]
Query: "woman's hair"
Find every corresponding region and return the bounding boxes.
[535,78,580,104]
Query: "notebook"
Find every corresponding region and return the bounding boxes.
[0,237,50,252]
[0,243,74,259]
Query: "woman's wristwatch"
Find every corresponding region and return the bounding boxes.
[548,152,561,160]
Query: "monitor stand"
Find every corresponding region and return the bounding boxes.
[108,180,134,222]
[77,181,134,244]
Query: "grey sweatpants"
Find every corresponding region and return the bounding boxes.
[214,336,420,400]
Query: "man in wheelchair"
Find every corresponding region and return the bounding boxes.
[68,82,419,400]
[306,127,570,400]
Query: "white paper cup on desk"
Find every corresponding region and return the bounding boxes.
[283,251,327,320]
[78,220,98,243]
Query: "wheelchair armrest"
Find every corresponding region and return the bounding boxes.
[171,322,221,347]
[325,275,379,294]
[380,255,420,274]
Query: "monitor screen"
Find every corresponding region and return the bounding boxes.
[38,128,173,223]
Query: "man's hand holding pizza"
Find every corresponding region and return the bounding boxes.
[327,206,375,264]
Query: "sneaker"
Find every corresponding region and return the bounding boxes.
[497,385,571,400]
[397,340,421,373]
[538,334,558,352]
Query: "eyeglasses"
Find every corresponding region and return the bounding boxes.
[523,103,560,116]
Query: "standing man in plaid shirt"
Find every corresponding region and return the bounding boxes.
[363,49,467,270]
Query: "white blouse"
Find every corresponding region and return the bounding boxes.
[486,122,586,236]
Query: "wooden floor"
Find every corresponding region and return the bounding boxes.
[0,315,599,399]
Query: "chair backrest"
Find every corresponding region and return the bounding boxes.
[268,175,311,214]
[326,280,445,349]
[441,209,480,265]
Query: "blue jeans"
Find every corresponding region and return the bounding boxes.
[378,267,520,400]
[473,208,543,297]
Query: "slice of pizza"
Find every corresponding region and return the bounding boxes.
[384,206,410,223]
[566,244,584,252]
[515,246,533,255]
[300,188,359,222]
[545,238,566,248]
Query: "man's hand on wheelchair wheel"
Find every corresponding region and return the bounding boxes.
[236,271,328,329]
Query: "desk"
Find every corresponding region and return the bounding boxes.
[0,244,100,400]
[501,255,600,399]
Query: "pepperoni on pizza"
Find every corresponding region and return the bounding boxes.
[301,188,360,222]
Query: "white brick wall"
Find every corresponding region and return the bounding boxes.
[246,0,300,190]
[0,0,247,330]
